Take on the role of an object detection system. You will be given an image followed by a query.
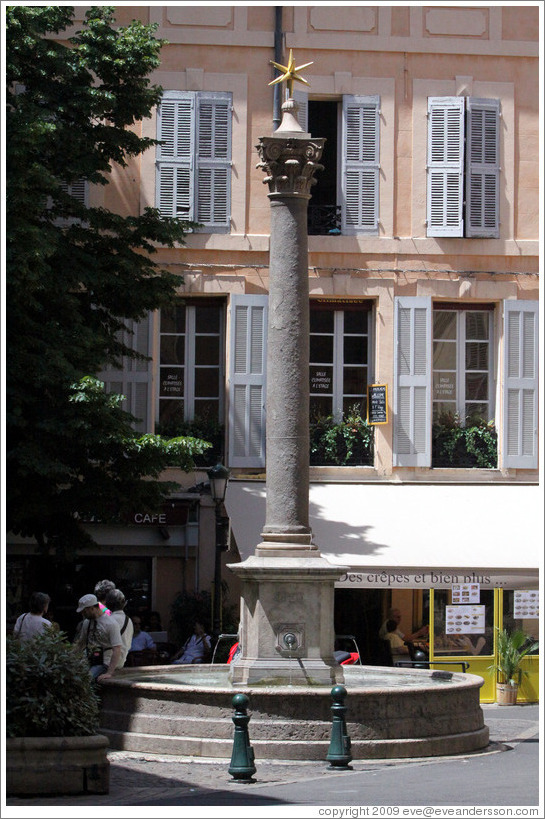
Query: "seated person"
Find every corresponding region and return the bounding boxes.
[172,620,211,665]
[384,619,410,655]
[129,616,157,654]
[379,607,429,642]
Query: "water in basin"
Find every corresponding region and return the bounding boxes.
[124,664,458,689]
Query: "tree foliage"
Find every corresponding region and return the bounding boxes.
[6,6,208,553]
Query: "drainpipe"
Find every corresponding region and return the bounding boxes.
[272,6,283,131]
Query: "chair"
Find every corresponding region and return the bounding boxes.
[405,641,430,669]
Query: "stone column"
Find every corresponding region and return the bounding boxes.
[228,99,348,685]
[258,101,323,556]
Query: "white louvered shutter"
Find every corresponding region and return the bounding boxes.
[228,295,268,468]
[97,316,152,434]
[393,297,432,466]
[60,179,88,206]
[502,300,538,469]
[293,89,308,131]
[427,97,464,237]
[196,93,232,230]
[341,95,380,234]
[156,93,194,220]
[466,98,500,238]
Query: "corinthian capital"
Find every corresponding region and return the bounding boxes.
[256,135,325,198]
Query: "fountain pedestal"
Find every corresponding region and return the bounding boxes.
[228,98,347,686]
[228,556,344,685]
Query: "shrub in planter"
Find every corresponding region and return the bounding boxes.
[6,629,109,795]
[7,629,100,737]
[432,413,497,468]
[488,627,539,704]
[310,406,374,466]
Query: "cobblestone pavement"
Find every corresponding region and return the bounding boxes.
[4,704,539,812]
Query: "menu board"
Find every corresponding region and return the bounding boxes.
[513,590,539,619]
[445,605,485,634]
[451,583,480,604]
[367,384,388,425]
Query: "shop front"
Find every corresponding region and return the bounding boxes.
[5,496,201,640]
[226,481,540,703]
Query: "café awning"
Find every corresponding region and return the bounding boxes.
[225,481,541,589]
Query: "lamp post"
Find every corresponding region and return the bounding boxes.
[207,461,230,645]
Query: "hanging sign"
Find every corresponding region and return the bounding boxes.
[451,583,480,604]
[445,604,485,635]
[513,590,539,618]
[367,384,388,425]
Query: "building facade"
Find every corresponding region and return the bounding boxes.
[7,5,540,700]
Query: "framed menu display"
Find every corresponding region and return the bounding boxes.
[445,605,485,634]
[513,590,539,618]
[366,384,388,425]
[451,583,480,604]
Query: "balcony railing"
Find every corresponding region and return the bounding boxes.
[308,204,342,236]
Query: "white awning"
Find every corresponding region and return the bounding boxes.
[225,481,541,589]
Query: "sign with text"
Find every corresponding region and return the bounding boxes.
[367,384,388,425]
[309,366,332,394]
[513,590,539,618]
[452,583,480,604]
[160,368,184,397]
[445,604,485,634]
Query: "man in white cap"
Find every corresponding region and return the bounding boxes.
[73,593,123,682]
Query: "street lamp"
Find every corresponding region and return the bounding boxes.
[207,461,230,644]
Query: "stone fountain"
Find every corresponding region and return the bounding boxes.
[99,55,489,760]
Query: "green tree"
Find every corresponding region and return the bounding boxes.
[6,6,208,555]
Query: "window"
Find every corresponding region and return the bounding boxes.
[309,303,372,420]
[59,179,88,207]
[156,90,232,232]
[49,179,88,225]
[427,97,500,238]
[432,306,494,424]
[394,297,538,470]
[433,589,494,657]
[159,301,224,428]
[297,94,380,236]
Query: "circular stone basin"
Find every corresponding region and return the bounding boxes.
[99,664,489,760]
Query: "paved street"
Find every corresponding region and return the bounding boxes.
[4,704,541,816]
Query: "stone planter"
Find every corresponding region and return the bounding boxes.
[6,734,109,796]
[496,682,518,705]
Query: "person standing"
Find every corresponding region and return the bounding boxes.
[13,592,52,641]
[94,579,115,615]
[105,588,134,667]
[73,593,123,681]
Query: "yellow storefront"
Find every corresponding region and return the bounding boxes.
[227,481,540,704]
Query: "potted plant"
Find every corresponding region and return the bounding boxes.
[489,627,539,705]
[6,628,109,795]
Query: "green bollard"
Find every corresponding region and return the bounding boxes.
[326,684,353,770]
[228,693,257,783]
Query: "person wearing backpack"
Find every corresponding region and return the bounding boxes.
[105,588,134,667]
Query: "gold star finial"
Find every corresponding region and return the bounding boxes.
[269,49,313,99]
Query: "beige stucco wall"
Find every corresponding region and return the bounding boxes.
[72,6,539,485]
